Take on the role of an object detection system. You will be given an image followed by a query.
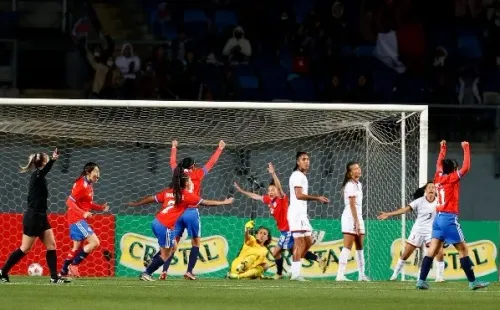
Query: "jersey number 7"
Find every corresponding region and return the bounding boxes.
[161,200,175,213]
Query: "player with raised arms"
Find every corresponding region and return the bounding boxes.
[416,141,488,290]
[378,182,446,282]
[159,139,225,280]
[336,161,369,281]
[234,162,328,279]
[60,162,109,278]
[288,152,329,281]
[0,149,69,284]
[136,169,234,281]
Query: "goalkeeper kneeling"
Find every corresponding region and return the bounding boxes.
[228,220,272,279]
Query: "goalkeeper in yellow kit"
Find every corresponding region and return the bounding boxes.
[228,220,272,279]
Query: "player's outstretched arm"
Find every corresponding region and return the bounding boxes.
[294,187,329,203]
[128,195,155,207]
[39,148,59,177]
[244,220,255,243]
[458,141,471,177]
[377,206,412,220]
[203,140,225,174]
[200,197,234,207]
[436,140,447,173]
[234,182,263,201]
[170,140,178,171]
[267,163,284,198]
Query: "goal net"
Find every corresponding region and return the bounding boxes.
[0,99,428,280]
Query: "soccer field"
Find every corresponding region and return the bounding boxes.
[0,277,499,310]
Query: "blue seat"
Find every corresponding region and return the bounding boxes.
[239,75,259,89]
[289,76,316,102]
[355,45,375,58]
[184,9,208,23]
[458,35,482,59]
[215,10,238,33]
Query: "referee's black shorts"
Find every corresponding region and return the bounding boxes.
[22,209,51,237]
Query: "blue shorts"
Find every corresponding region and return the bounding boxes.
[277,231,294,250]
[432,212,465,245]
[151,219,176,248]
[174,208,201,239]
[69,220,94,241]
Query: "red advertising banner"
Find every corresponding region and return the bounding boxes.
[0,213,115,277]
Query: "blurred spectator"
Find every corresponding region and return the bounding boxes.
[222,26,252,64]
[375,29,406,73]
[458,67,481,104]
[85,44,123,99]
[172,29,193,62]
[115,43,141,99]
[150,46,169,97]
[138,61,159,99]
[323,74,347,102]
[349,74,376,102]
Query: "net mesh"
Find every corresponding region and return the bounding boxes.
[0,103,425,280]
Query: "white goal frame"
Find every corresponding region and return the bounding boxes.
[0,98,428,280]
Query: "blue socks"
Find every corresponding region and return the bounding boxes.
[305,251,318,262]
[187,246,200,273]
[146,254,165,275]
[162,253,173,272]
[72,248,89,265]
[419,256,433,281]
[460,256,476,282]
[275,257,284,275]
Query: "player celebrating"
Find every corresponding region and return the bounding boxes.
[378,182,446,282]
[228,220,272,279]
[234,162,328,279]
[60,162,109,278]
[160,139,225,280]
[0,149,69,284]
[336,161,369,281]
[416,141,488,290]
[138,169,234,281]
[288,152,329,281]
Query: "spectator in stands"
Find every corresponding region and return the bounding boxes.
[138,61,160,100]
[115,43,141,99]
[172,29,193,62]
[85,45,123,99]
[150,46,170,98]
[222,26,252,65]
[458,67,481,105]
[323,74,347,102]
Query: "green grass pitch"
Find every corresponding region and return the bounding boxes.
[1,277,499,310]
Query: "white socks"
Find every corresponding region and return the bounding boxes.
[291,261,302,278]
[392,258,405,279]
[336,247,351,278]
[356,250,365,277]
[436,261,445,279]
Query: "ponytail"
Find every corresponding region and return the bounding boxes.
[77,162,99,182]
[20,154,36,173]
[412,181,433,200]
[341,161,359,190]
[172,167,189,205]
[20,153,48,173]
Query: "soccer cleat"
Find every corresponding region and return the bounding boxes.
[469,280,489,290]
[416,280,429,290]
[273,274,284,280]
[389,275,398,281]
[184,272,196,280]
[68,265,80,278]
[158,271,167,280]
[336,276,352,282]
[435,277,445,283]
[50,277,71,284]
[290,276,309,282]
[140,272,155,281]
[318,256,328,273]
[358,275,371,281]
[0,270,10,283]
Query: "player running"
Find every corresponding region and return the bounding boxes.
[336,161,369,281]
[137,169,234,281]
[378,182,446,282]
[416,141,488,290]
[288,152,329,281]
[234,162,328,279]
[0,149,69,284]
[159,139,225,280]
[60,162,109,278]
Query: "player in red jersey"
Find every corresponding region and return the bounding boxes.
[158,139,225,280]
[128,169,234,281]
[234,163,328,279]
[60,162,109,278]
[416,141,488,290]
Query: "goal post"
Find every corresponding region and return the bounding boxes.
[0,99,428,280]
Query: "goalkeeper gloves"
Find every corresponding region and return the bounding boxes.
[245,220,255,231]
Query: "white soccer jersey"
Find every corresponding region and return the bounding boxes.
[408,196,437,236]
[342,180,363,219]
[289,170,308,211]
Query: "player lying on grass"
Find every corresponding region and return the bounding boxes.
[234,162,328,279]
[160,139,225,280]
[60,162,109,278]
[416,141,488,290]
[228,220,272,279]
[378,182,445,282]
[130,169,233,281]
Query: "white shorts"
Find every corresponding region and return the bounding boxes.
[287,207,312,233]
[341,216,365,235]
[407,231,431,247]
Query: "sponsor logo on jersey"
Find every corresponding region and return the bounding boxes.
[390,238,497,279]
[119,232,229,275]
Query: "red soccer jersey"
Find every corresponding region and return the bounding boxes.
[434,143,470,214]
[155,189,203,229]
[262,194,289,232]
[66,177,104,224]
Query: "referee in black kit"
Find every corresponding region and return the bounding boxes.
[0,148,70,284]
